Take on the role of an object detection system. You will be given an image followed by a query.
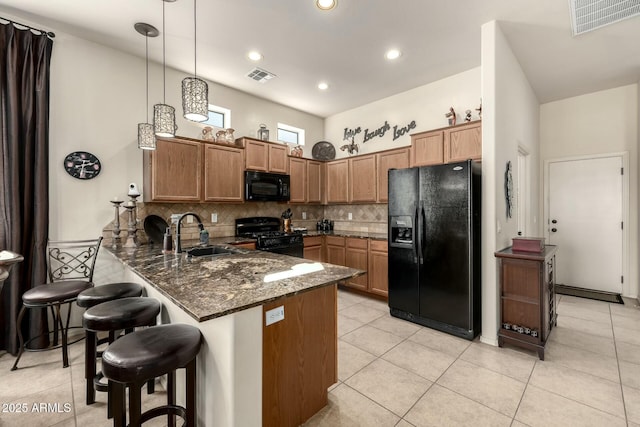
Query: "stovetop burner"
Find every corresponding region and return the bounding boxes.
[235,217,304,251]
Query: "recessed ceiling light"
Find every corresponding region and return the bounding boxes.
[385,49,401,60]
[247,51,263,61]
[318,82,329,90]
[316,0,337,10]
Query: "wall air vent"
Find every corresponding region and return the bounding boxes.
[569,0,640,36]
[246,67,277,83]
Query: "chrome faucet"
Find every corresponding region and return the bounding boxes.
[175,212,204,254]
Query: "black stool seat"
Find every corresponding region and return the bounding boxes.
[23,280,93,305]
[77,282,143,308]
[83,297,160,332]
[102,324,201,384]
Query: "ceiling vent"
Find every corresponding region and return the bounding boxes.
[569,0,640,36]
[246,67,277,83]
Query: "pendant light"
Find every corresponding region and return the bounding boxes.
[154,0,177,138]
[135,23,159,150]
[182,0,209,122]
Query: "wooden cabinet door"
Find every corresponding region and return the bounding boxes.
[325,236,345,266]
[376,148,410,202]
[148,137,202,201]
[344,238,368,291]
[368,240,388,297]
[444,121,481,163]
[244,139,268,171]
[304,246,323,262]
[268,144,288,174]
[349,155,377,203]
[289,158,306,203]
[203,144,244,202]
[307,161,322,204]
[411,130,444,167]
[326,160,349,203]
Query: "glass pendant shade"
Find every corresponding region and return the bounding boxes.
[182,77,209,122]
[154,103,176,137]
[138,122,156,149]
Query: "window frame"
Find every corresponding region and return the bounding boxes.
[277,122,305,146]
[202,104,231,129]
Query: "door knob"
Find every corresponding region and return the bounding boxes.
[551,228,557,232]
[551,219,557,224]
[517,231,522,236]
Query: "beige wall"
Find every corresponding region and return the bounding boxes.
[540,84,639,297]
[0,10,325,241]
[480,21,541,345]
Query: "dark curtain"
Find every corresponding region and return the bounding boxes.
[0,22,53,353]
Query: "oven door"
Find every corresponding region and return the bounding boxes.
[245,171,290,202]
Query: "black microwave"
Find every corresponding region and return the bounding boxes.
[245,171,290,202]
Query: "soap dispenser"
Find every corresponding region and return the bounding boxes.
[162,227,173,253]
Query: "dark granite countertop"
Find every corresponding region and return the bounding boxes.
[104,244,362,323]
[303,230,387,240]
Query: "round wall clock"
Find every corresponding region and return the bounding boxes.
[63,151,102,180]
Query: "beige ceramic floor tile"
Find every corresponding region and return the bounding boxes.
[345,358,431,417]
[1,383,74,427]
[51,417,76,427]
[558,295,611,313]
[460,342,536,383]
[341,325,404,357]
[614,325,640,346]
[382,340,456,382]
[339,303,387,324]
[337,340,376,381]
[436,359,525,417]
[395,420,416,427]
[559,314,614,339]
[624,385,640,425]
[556,302,612,324]
[337,313,364,337]
[404,384,511,427]
[544,340,620,382]
[369,314,421,339]
[358,296,389,311]
[528,360,625,418]
[617,340,640,365]
[620,360,640,389]
[510,421,529,427]
[408,328,471,358]
[0,358,72,402]
[337,291,366,311]
[610,301,640,318]
[515,384,626,427]
[548,326,616,357]
[612,314,640,331]
[302,383,400,427]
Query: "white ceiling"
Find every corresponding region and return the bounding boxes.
[1,0,639,118]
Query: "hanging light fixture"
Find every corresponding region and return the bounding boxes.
[135,22,159,150]
[154,0,177,137]
[182,0,209,122]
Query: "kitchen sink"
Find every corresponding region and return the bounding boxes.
[186,246,238,258]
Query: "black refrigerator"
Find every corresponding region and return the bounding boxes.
[388,160,481,340]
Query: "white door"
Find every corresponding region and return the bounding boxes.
[548,156,623,293]
[516,148,529,237]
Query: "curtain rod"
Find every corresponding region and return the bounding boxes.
[0,16,55,38]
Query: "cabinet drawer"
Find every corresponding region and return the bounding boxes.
[304,236,322,247]
[346,237,368,249]
[369,239,387,252]
[325,236,345,246]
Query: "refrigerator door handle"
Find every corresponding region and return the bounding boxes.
[419,202,426,265]
[414,203,420,264]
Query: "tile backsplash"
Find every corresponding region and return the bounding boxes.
[102,202,388,244]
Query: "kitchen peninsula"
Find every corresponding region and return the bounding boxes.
[99,243,362,427]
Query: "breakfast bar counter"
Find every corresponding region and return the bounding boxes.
[97,244,361,427]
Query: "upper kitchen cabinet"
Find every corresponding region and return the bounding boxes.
[240,137,288,174]
[288,157,306,203]
[444,121,481,163]
[411,121,482,167]
[376,148,410,202]
[411,129,444,167]
[326,159,349,203]
[307,160,322,204]
[204,143,244,202]
[143,137,202,202]
[349,155,377,203]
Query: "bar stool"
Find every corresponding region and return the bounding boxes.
[12,238,102,371]
[102,323,202,427]
[82,297,161,412]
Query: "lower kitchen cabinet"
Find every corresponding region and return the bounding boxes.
[368,239,388,297]
[325,236,346,266]
[303,236,323,262]
[344,238,368,291]
[495,245,557,360]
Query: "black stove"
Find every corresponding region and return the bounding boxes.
[235,217,303,257]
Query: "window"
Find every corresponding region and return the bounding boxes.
[202,104,231,128]
[277,122,305,146]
